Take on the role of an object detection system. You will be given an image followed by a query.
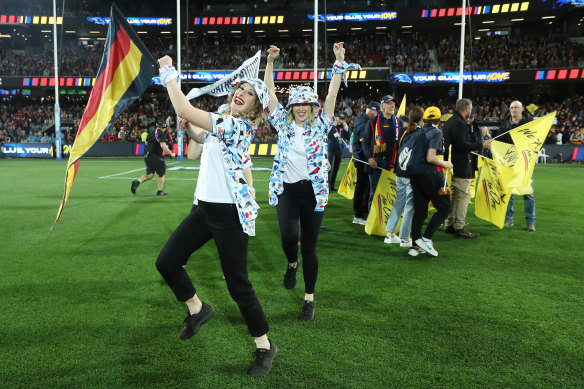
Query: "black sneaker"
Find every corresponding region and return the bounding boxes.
[298,300,316,321]
[283,262,298,290]
[179,302,215,340]
[248,340,277,377]
[444,225,455,234]
[131,180,140,194]
[157,190,168,196]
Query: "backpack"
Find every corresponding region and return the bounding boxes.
[395,128,430,177]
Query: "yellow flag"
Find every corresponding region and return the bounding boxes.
[469,177,476,204]
[474,156,514,229]
[490,140,532,191]
[509,112,555,158]
[397,94,406,117]
[526,104,538,115]
[365,169,397,236]
[338,158,357,200]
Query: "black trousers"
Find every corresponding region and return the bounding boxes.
[328,151,342,189]
[410,174,452,241]
[353,159,370,219]
[276,180,324,294]
[155,201,269,337]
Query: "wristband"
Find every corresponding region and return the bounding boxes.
[332,60,362,87]
[159,65,179,87]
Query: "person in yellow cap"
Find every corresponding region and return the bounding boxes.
[408,106,453,257]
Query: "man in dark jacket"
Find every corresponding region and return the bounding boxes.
[362,95,403,210]
[498,100,536,231]
[443,98,492,238]
[351,102,379,224]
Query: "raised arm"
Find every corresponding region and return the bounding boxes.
[158,56,213,132]
[264,46,280,115]
[323,42,345,120]
[179,117,205,144]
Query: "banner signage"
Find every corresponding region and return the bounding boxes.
[86,17,172,26]
[392,71,512,84]
[307,11,397,22]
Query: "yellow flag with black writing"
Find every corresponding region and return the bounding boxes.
[365,169,398,236]
[474,156,514,229]
[490,140,533,193]
[509,112,555,159]
[338,158,357,200]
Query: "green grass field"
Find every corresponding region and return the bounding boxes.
[1,157,583,388]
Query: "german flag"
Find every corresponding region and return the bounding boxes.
[52,4,157,231]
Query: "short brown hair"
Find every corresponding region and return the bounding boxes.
[455,98,472,113]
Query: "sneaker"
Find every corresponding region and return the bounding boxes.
[400,239,412,248]
[444,225,455,234]
[248,340,278,377]
[454,229,479,239]
[131,180,140,194]
[383,234,401,244]
[157,190,168,196]
[504,220,514,227]
[179,303,215,340]
[527,224,536,232]
[283,262,298,290]
[299,300,316,321]
[408,246,424,257]
[352,216,367,225]
[415,237,438,257]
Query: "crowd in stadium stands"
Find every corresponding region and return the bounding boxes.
[2,34,584,77]
[2,95,584,147]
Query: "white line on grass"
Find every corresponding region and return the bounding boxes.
[100,176,269,182]
[98,162,180,179]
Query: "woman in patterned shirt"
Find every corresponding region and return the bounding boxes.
[264,43,360,321]
[154,55,277,377]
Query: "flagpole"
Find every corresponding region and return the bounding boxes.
[313,0,318,91]
[458,0,466,99]
[338,138,382,170]
[53,0,62,162]
[176,0,184,162]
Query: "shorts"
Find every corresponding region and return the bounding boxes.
[145,154,166,176]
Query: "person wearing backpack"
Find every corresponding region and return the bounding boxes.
[384,106,424,248]
[408,107,453,257]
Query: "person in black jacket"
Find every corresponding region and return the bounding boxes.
[327,113,350,191]
[443,98,492,238]
[498,100,536,231]
[362,95,403,210]
[351,102,379,224]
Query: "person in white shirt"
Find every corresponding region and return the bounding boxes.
[264,43,359,321]
[155,55,276,378]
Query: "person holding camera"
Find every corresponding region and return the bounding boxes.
[327,113,350,191]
